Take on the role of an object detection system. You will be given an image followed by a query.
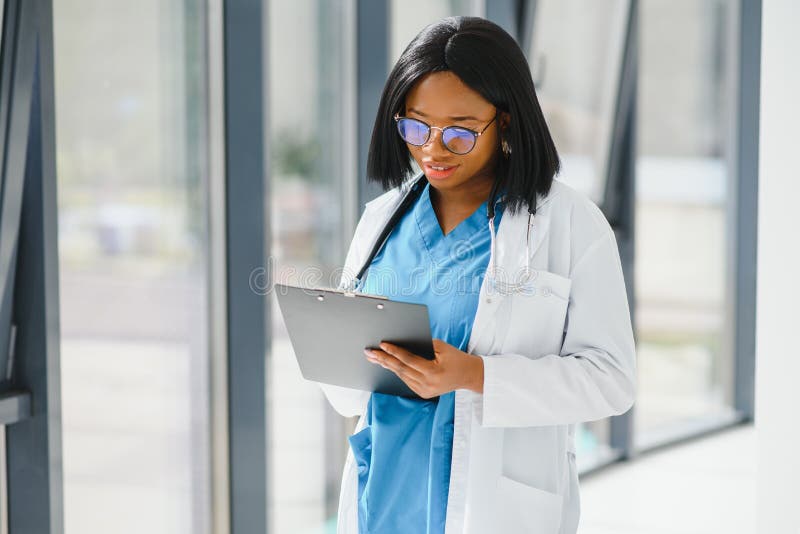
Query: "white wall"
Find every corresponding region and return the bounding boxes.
[755,1,800,533]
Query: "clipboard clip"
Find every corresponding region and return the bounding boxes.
[314,285,389,300]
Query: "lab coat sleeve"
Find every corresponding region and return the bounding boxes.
[318,382,370,418]
[314,207,373,418]
[474,227,637,427]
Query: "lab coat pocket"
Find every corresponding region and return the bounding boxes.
[502,270,572,357]
[495,474,564,534]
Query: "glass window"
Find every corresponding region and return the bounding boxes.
[0,1,4,55]
[390,0,478,65]
[526,0,631,469]
[267,1,356,532]
[53,1,212,532]
[527,0,629,204]
[635,0,738,445]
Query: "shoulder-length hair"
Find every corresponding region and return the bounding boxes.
[366,16,560,216]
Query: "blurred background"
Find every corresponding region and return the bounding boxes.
[2,0,797,533]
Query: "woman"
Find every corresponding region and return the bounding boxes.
[319,16,636,534]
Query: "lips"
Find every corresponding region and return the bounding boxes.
[422,162,459,180]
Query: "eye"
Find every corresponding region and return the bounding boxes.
[442,127,477,154]
[396,118,430,146]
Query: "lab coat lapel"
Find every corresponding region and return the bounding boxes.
[339,191,405,291]
[466,209,551,356]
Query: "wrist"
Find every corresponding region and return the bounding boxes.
[466,354,484,394]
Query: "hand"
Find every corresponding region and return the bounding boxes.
[364,339,484,399]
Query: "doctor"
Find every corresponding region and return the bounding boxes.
[319,16,636,534]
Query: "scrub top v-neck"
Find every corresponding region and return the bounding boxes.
[350,180,505,534]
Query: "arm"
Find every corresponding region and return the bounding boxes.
[318,382,370,418]
[473,228,637,428]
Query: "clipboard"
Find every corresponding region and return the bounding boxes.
[274,283,435,399]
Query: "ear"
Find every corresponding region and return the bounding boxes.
[499,111,511,131]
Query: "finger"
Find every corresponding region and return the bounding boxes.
[394,372,430,398]
[374,359,438,399]
[381,364,432,397]
[379,354,441,399]
[369,350,426,382]
[379,342,434,373]
[367,350,426,391]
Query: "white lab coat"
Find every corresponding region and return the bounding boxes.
[319,177,636,534]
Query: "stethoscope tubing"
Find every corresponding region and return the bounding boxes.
[348,172,536,295]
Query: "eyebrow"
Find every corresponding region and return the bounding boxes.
[406,107,482,122]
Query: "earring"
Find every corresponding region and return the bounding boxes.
[501,138,512,158]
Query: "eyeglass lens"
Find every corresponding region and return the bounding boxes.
[396,118,476,154]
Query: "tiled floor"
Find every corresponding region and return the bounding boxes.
[578,424,756,534]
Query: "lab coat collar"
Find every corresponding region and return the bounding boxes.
[363,177,558,275]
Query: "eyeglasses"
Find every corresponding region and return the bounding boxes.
[393,112,497,155]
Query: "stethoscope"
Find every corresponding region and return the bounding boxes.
[346,171,539,296]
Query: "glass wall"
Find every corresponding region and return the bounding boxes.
[267,1,356,532]
[526,0,631,469]
[634,0,739,445]
[528,0,629,205]
[53,1,212,532]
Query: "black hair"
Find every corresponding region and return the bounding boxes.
[366,16,560,217]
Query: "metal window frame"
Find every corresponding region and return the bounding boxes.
[731,0,760,423]
[604,0,638,461]
[222,0,269,533]
[356,0,390,210]
[207,0,231,533]
[0,0,63,532]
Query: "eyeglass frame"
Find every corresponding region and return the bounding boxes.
[393,110,498,155]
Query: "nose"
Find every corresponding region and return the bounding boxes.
[421,126,450,157]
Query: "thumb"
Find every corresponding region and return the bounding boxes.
[432,338,447,353]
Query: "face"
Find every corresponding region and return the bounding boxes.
[401,71,510,195]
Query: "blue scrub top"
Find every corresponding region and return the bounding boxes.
[350,181,505,534]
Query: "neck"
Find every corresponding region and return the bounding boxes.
[429,176,496,214]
